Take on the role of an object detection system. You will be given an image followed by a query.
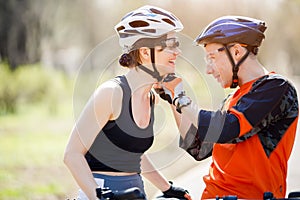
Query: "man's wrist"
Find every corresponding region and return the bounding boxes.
[172,91,186,105]
[174,95,192,113]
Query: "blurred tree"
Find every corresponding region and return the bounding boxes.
[0,0,299,76]
[0,0,41,70]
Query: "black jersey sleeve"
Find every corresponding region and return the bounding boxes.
[232,77,290,127]
[197,75,297,143]
[181,74,298,160]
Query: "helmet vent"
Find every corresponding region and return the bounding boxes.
[162,18,175,27]
[237,18,251,23]
[129,20,149,28]
[124,29,140,34]
[142,29,156,33]
[148,19,160,23]
[116,26,125,32]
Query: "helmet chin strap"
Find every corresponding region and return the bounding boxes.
[137,48,163,82]
[224,45,250,88]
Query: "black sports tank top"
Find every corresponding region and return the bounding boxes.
[85,75,155,173]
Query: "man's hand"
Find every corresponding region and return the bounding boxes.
[161,73,185,105]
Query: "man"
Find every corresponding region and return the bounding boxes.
[158,16,299,199]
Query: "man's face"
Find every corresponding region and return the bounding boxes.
[204,43,233,88]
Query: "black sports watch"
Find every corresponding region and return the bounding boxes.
[175,95,192,113]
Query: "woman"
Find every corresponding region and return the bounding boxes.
[63,5,191,200]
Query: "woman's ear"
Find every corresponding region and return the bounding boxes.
[139,47,150,61]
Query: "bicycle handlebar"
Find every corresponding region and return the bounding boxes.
[95,187,187,200]
[215,191,300,200]
[96,187,300,200]
[96,187,146,200]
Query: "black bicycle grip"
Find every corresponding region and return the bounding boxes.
[96,187,145,200]
[113,187,145,200]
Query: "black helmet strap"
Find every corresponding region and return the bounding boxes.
[137,48,163,82]
[224,45,250,88]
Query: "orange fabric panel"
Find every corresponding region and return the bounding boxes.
[201,117,298,199]
[228,79,255,108]
[200,73,298,199]
[226,79,255,136]
[228,108,253,136]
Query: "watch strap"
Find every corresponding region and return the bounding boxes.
[176,96,191,113]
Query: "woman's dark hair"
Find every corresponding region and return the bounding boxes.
[119,35,167,67]
[119,50,141,67]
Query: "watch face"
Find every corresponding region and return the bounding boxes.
[179,96,191,105]
[176,96,191,113]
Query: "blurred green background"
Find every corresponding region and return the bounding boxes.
[1,0,300,199]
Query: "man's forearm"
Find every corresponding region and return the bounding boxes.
[171,101,200,139]
[181,101,199,128]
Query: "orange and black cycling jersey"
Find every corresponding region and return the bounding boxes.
[180,73,298,199]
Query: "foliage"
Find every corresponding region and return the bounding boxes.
[0,63,19,114]
[0,63,71,115]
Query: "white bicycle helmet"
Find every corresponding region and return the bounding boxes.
[115,5,183,53]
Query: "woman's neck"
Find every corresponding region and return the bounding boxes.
[125,68,155,97]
